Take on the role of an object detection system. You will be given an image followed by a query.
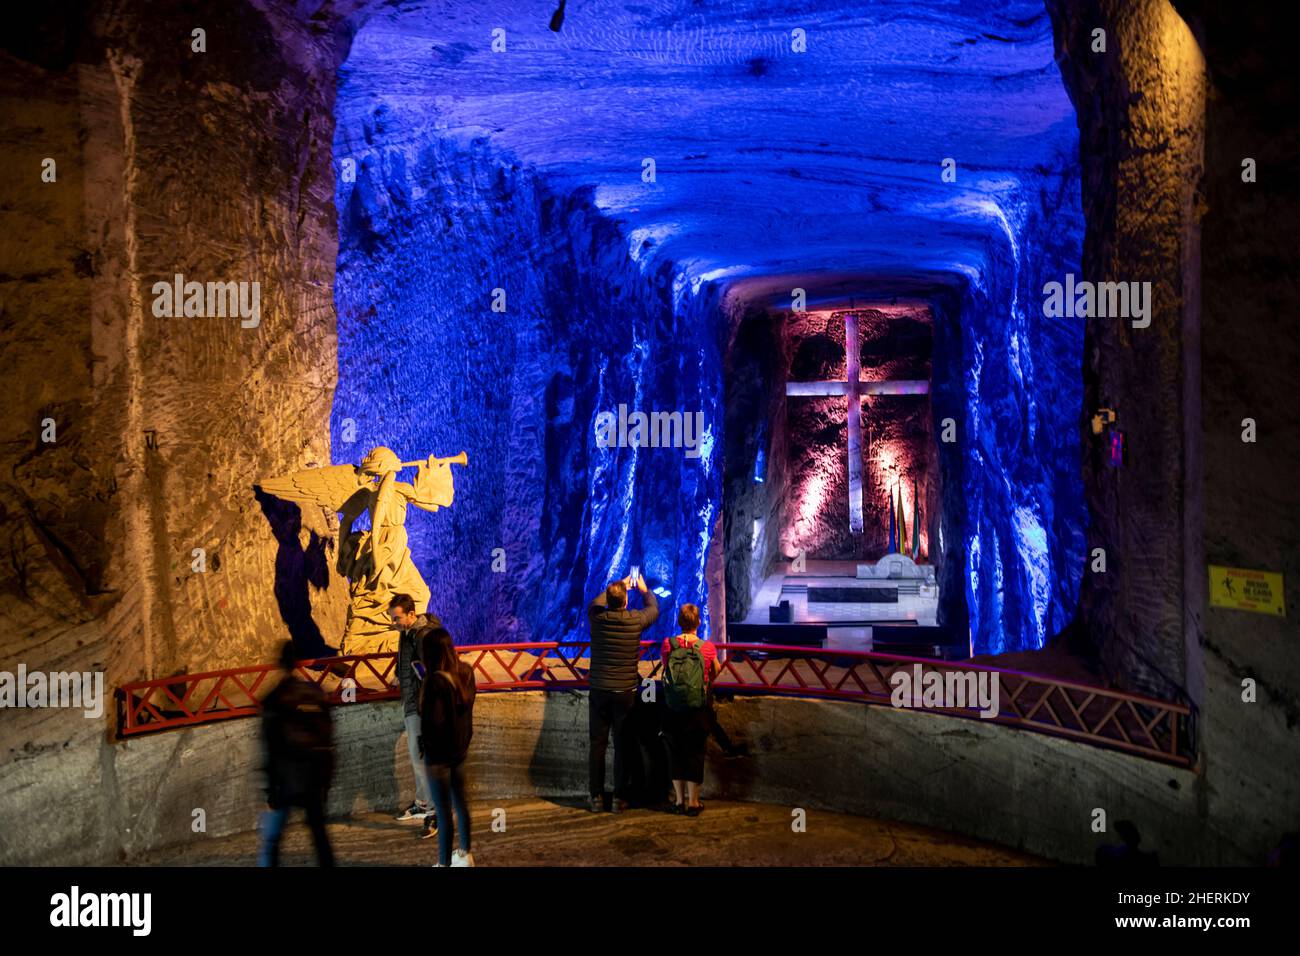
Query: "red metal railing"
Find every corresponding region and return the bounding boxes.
[116,641,1193,766]
[708,644,1192,766]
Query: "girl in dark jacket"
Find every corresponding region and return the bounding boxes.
[418,627,477,867]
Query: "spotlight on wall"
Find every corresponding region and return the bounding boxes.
[549,0,567,32]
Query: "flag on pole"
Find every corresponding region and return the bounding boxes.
[887,484,897,553]
[897,483,908,556]
[911,476,921,560]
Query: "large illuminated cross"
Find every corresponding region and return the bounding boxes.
[785,311,929,534]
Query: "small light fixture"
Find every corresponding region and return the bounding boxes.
[1091,407,1116,435]
[549,0,567,32]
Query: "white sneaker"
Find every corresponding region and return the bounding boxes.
[450,849,475,867]
[397,801,433,823]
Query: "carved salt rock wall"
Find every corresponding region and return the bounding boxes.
[953,156,1088,655]
[1174,0,1300,859]
[0,0,351,863]
[331,124,724,647]
[721,300,788,623]
[781,311,855,560]
[334,0,1093,655]
[1046,0,1205,698]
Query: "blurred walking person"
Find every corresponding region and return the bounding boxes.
[258,640,335,866]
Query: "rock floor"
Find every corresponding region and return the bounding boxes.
[136,797,1047,867]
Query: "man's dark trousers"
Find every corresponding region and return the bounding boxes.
[589,687,637,799]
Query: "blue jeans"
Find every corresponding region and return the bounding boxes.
[425,760,471,866]
[405,713,434,807]
[258,793,333,867]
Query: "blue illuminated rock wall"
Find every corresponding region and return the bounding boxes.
[330,0,1090,656]
[722,300,788,624]
[945,154,1088,654]
[331,122,1086,655]
[332,126,722,647]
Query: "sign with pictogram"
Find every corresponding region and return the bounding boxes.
[1208,565,1285,617]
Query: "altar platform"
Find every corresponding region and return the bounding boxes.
[731,556,966,659]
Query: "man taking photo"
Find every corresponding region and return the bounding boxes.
[586,570,658,813]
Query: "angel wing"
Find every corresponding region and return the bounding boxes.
[255,463,366,513]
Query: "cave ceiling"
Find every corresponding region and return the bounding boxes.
[339,0,1080,309]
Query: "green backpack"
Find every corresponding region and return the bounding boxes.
[664,636,706,711]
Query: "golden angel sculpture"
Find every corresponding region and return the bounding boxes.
[257,446,467,654]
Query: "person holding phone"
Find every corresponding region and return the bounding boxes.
[388,593,441,827]
[586,569,659,813]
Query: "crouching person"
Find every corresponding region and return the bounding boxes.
[420,627,477,867]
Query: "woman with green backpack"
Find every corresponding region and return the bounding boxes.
[660,603,717,816]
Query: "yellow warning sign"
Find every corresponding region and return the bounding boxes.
[1208,565,1286,617]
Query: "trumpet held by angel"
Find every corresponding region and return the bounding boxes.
[257,446,467,652]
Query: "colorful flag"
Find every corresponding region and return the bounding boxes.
[911,476,921,560]
[887,484,897,553]
[897,483,908,556]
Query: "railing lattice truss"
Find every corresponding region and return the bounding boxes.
[116,642,1192,766]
